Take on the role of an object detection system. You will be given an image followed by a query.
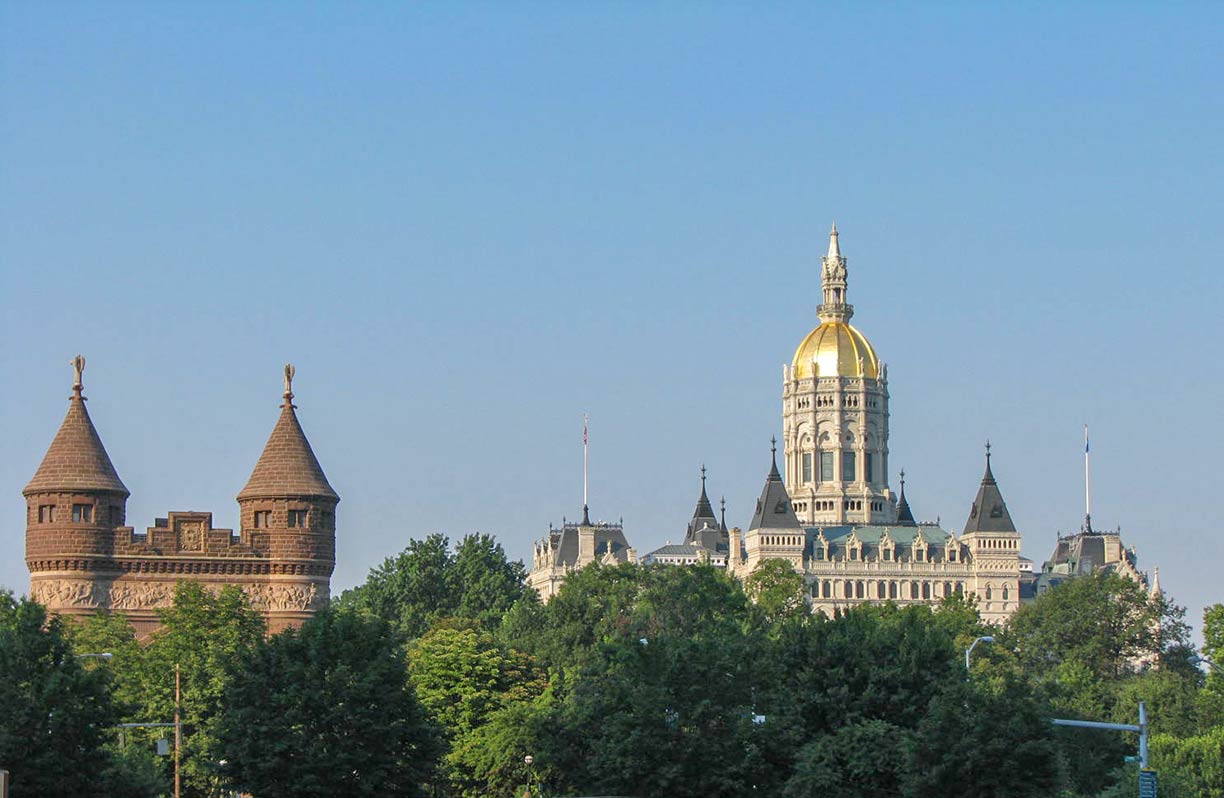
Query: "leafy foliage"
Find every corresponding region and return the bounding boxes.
[337,533,532,639]
[0,591,135,797]
[217,608,442,798]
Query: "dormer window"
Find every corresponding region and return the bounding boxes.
[253,510,272,529]
[72,504,93,523]
[287,510,309,528]
[882,548,893,562]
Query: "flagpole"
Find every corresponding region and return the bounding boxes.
[583,414,589,512]
[1084,424,1092,531]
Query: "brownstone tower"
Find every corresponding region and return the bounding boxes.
[236,364,339,633]
[25,355,130,624]
[24,358,337,637]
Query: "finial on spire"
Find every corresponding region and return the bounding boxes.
[282,363,296,408]
[985,439,992,461]
[900,468,906,491]
[771,436,777,456]
[701,463,707,488]
[827,221,840,259]
[70,354,86,400]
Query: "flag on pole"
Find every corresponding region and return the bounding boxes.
[584,416,588,445]
[1085,426,1090,453]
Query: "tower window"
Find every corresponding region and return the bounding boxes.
[253,511,272,529]
[842,451,856,482]
[820,452,834,481]
[38,505,56,523]
[864,453,874,483]
[287,510,309,528]
[72,504,93,523]
[802,453,813,484]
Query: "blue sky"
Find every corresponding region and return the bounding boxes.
[2,3,1221,638]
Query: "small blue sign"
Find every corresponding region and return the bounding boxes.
[1138,769,1157,798]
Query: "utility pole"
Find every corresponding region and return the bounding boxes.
[175,663,182,798]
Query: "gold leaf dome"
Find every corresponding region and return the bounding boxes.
[791,321,880,379]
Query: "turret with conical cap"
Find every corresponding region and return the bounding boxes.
[25,356,129,621]
[237,364,338,633]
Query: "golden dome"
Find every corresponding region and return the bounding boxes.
[792,321,880,379]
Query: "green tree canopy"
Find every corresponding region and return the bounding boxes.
[0,592,123,797]
[218,608,442,798]
[338,533,532,639]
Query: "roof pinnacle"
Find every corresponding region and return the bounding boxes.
[827,221,840,259]
[70,354,86,401]
[282,363,296,409]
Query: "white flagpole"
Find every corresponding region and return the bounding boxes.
[1084,424,1091,529]
[583,414,589,511]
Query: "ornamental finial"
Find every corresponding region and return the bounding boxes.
[827,221,840,258]
[283,363,296,407]
[70,354,86,399]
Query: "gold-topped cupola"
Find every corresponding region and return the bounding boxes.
[782,224,895,527]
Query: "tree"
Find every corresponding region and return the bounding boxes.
[217,608,442,798]
[408,626,545,737]
[0,592,121,797]
[784,720,909,798]
[743,558,808,627]
[903,676,1061,798]
[133,582,265,796]
[338,533,532,639]
[1003,572,1188,683]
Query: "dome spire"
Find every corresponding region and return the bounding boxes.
[818,221,853,323]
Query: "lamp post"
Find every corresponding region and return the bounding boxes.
[1189,654,1219,671]
[965,636,994,672]
[524,755,536,797]
[75,652,113,660]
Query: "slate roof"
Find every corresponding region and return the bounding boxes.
[238,401,338,501]
[547,519,632,567]
[805,524,957,563]
[684,471,729,553]
[25,394,129,497]
[961,454,1016,534]
[748,450,801,531]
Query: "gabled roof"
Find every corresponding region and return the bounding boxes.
[25,391,128,497]
[748,446,801,531]
[238,398,338,502]
[961,451,1015,534]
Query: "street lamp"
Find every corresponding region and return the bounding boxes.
[75,652,113,660]
[1189,654,1219,671]
[523,755,536,798]
[965,636,994,672]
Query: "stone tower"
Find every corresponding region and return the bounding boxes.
[24,359,336,636]
[236,364,339,634]
[959,444,1022,624]
[24,356,130,625]
[782,224,895,526]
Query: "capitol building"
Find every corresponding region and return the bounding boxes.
[531,225,1026,623]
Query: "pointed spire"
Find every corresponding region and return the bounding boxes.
[238,365,338,502]
[896,468,916,526]
[962,443,1015,534]
[25,356,128,497]
[749,441,801,532]
[1150,566,1162,598]
[818,221,853,322]
[720,496,728,533]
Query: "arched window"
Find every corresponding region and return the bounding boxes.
[1002,586,1010,601]
[985,585,993,600]
[922,582,931,599]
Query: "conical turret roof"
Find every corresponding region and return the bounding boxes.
[237,368,338,502]
[748,440,801,531]
[962,445,1015,534]
[24,360,128,497]
[895,469,916,526]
